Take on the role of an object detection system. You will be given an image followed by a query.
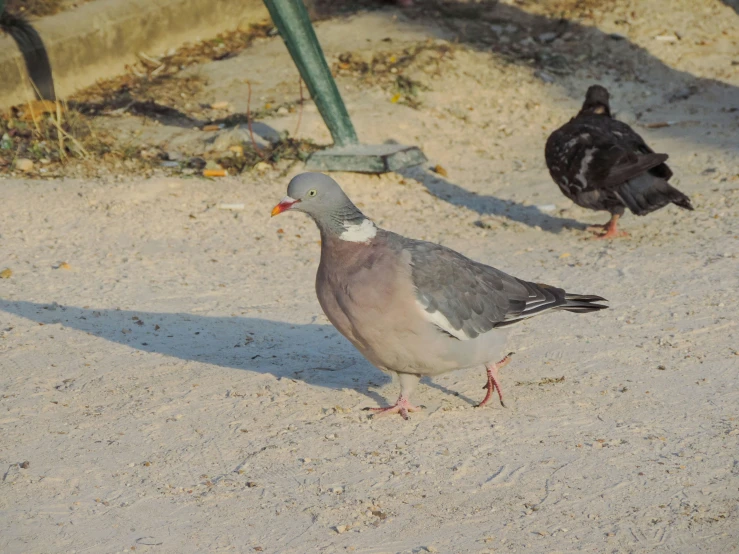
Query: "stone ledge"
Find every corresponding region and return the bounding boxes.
[0,0,270,109]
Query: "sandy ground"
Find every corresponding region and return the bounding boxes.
[2,0,739,552]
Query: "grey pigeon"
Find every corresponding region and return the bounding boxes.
[272,173,608,419]
[545,85,693,238]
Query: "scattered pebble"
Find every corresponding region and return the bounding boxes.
[15,158,34,172]
[535,71,555,83]
[19,461,30,469]
[432,164,448,177]
[0,268,12,279]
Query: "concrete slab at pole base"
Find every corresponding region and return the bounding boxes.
[305,144,427,174]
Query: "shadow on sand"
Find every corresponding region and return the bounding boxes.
[1,300,390,405]
[1,300,487,406]
[396,164,586,234]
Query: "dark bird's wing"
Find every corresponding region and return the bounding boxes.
[403,237,607,340]
[546,117,670,196]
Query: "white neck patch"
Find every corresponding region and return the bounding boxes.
[339,219,377,243]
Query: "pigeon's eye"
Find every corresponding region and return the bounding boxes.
[307,189,317,197]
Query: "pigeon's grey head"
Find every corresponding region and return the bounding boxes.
[271,172,372,239]
[579,85,611,117]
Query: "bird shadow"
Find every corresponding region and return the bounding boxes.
[421,376,480,407]
[719,0,739,15]
[396,164,587,234]
[0,300,392,406]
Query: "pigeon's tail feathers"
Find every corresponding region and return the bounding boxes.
[616,173,693,216]
[558,293,609,314]
[0,10,56,101]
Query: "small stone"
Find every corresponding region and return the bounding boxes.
[537,32,557,43]
[0,268,12,279]
[19,461,30,469]
[301,458,311,464]
[16,158,34,172]
[334,524,349,534]
[535,71,555,83]
[254,161,270,172]
[276,106,289,115]
[58,262,71,270]
[432,164,448,177]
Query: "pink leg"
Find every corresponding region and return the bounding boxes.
[365,395,424,420]
[365,373,423,420]
[477,353,513,408]
[588,214,629,240]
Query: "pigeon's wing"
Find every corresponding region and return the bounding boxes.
[403,238,580,340]
[607,119,673,181]
[601,151,669,187]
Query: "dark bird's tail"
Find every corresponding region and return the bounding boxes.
[615,173,693,216]
[558,293,609,313]
[0,9,56,101]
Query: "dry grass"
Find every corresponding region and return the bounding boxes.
[332,41,454,108]
[5,0,69,17]
[0,20,326,178]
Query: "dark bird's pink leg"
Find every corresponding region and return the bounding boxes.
[477,353,513,408]
[588,214,629,239]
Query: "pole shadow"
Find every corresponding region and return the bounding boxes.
[396,164,586,234]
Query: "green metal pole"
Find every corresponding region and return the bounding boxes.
[263,0,358,147]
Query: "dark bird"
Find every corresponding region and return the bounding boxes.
[545,85,693,239]
[0,7,56,101]
[271,172,608,420]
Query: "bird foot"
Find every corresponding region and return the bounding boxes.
[364,396,424,420]
[477,353,513,408]
[587,215,628,239]
[591,228,629,240]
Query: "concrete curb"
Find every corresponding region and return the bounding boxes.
[0,0,270,109]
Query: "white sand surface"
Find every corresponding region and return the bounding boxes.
[1,1,738,552]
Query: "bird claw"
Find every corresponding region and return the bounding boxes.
[365,397,424,420]
[477,354,512,408]
[591,229,629,240]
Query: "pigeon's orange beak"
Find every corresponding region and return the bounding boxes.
[271,196,299,217]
